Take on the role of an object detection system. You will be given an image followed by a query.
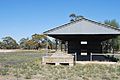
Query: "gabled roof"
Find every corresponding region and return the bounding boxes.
[43,17,120,35]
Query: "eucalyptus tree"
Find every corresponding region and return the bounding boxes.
[19,38,29,49]
[69,13,76,22]
[32,34,53,49]
[32,34,47,49]
[2,36,19,49]
[103,20,120,52]
[69,13,84,21]
[0,41,3,49]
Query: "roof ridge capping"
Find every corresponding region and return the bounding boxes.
[43,16,120,34]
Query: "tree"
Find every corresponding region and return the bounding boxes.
[2,36,19,49]
[104,20,119,28]
[32,34,55,49]
[32,34,47,49]
[69,13,84,22]
[19,37,39,49]
[26,40,39,49]
[103,20,120,52]
[19,34,54,50]
[0,41,3,49]
[69,13,76,22]
[19,38,29,49]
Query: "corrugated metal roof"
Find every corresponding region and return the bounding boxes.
[43,17,120,35]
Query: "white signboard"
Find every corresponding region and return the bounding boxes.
[81,53,87,55]
[81,41,87,44]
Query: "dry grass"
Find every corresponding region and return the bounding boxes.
[0,60,120,80]
[0,51,120,80]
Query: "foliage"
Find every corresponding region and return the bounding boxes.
[0,41,4,49]
[104,20,119,28]
[103,19,120,52]
[0,67,9,75]
[1,36,19,49]
[69,13,84,21]
[25,39,39,49]
[69,13,76,22]
[19,38,29,49]
[0,34,54,50]
[19,34,54,50]
[32,34,47,49]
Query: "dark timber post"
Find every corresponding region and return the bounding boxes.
[112,39,115,57]
[65,41,67,52]
[61,41,62,51]
[55,39,58,51]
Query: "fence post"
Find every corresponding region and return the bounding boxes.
[74,52,77,65]
[90,53,92,61]
[75,52,77,61]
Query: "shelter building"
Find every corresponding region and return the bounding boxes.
[44,16,120,61]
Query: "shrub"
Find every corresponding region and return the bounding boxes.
[0,68,9,75]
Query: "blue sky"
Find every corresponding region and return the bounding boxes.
[0,0,120,42]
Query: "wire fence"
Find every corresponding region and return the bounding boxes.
[90,53,120,61]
